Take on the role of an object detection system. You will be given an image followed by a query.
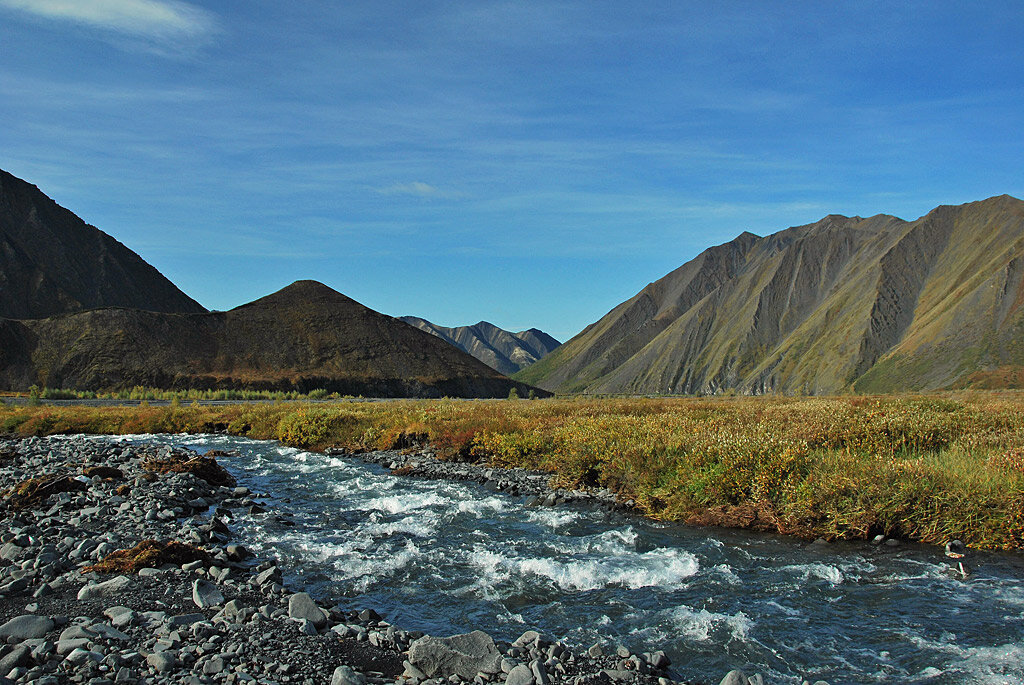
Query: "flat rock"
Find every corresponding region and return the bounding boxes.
[77,575,131,600]
[408,630,502,679]
[192,579,224,609]
[0,614,54,641]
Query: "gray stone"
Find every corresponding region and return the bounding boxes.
[512,630,541,648]
[409,630,502,679]
[192,579,224,609]
[298,618,319,636]
[148,651,177,672]
[57,638,91,655]
[90,623,129,641]
[0,615,54,641]
[644,651,670,670]
[615,645,631,658]
[77,575,131,600]
[403,660,427,680]
[203,656,225,675]
[58,625,94,641]
[165,613,206,628]
[0,542,22,562]
[64,647,102,665]
[254,567,281,586]
[587,642,604,658]
[505,663,535,685]
[0,645,31,673]
[288,592,328,629]
[531,660,550,685]
[720,671,749,685]
[331,665,367,685]
[226,544,249,561]
[601,670,634,682]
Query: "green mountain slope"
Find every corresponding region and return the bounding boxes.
[517,195,1024,395]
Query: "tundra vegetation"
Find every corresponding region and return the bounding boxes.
[2,393,1023,550]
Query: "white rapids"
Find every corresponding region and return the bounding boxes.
[89,434,1024,685]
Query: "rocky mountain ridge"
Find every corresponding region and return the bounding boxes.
[516,195,1024,395]
[0,168,205,318]
[400,317,560,375]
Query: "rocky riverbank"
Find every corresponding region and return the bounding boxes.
[0,435,819,685]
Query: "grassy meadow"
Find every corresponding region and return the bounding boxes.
[2,392,1024,550]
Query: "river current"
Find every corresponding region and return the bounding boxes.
[95,434,1024,684]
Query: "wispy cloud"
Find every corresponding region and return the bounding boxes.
[0,0,217,48]
[373,181,462,199]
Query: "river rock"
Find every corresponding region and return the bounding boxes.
[331,665,367,685]
[288,592,328,629]
[0,644,31,672]
[408,630,502,679]
[148,651,177,672]
[505,663,535,685]
[77,575,131,600]
[720,671,765,685]
[0,614,54,641]
[192,579,224,608]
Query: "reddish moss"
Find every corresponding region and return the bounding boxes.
[83,539,211,574]
[5,474,86,509]
[83,466,124,480]
[142,454,236,487]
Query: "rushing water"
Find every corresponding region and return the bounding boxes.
[97,434,1024,684]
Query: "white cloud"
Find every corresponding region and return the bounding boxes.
[375,181,442,197]
[0,0,216,44]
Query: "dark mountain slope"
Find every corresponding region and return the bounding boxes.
[0,280,545,398]
[0,168,205,318]
[517,196,1024,395]
[400,317,560,375]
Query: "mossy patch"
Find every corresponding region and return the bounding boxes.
[83,539,211,574]
[142,453,236,488]
[4,474,86,509]
[82,465,124,480]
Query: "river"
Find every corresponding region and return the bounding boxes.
[96,434,1024,684]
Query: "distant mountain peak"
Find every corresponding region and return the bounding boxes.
[400,316,560,375]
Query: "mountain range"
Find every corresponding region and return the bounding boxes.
[399,317,560,375]
[5,165,1024,398]
[517,195,1024,395]
[0,280,544,398]
[0,169,544,398]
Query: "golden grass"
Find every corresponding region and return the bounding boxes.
[3,392,1024,549]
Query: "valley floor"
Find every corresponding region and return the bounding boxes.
[2,392,1024,551]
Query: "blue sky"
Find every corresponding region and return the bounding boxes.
[1,1,1022,341]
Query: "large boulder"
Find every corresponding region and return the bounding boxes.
[408,630,502,679]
